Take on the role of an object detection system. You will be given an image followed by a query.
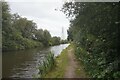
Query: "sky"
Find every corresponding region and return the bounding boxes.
[5,0,70,39]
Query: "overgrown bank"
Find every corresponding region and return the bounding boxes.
[38,44,87,78]
[41,45,70,78]
[36,52,55,78]
[62,2,120,78]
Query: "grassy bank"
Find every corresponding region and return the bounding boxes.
[43,45,70,78]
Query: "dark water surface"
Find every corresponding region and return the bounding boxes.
[2,44,69,78]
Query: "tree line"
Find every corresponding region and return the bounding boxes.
[62,2,120,78]
[2,1,67,51]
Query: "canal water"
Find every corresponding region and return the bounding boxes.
[2,44,69,78]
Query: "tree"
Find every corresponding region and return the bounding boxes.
[34,29,51,46]
[62,2,120,78]
[34,29,44,42]
[2,1,13,50]
[2,1,52,50]
[51,36,61,45]
[43,30,51,46]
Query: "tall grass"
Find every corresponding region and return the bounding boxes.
[38,52,55,77]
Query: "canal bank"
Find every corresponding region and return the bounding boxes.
[43,44,70,78]
[43,44,87,78]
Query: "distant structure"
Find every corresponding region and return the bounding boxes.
[61,27,65,40]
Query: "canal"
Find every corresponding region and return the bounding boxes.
[2,44,69,78]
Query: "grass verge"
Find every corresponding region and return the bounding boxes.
[73,43,89,78]
[43,45,70,78]
[75,59,88,78]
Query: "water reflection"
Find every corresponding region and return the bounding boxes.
[2,44,69,78]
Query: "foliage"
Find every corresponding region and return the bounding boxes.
[44,45,70,78]
[2,1,65,51]
[34,29,51,46]
[50,36,68,46]
[62,2,120,78]
[42,30,51,46]
[38,52,55,77]
[60,39,68,44]
[50,36,61,46]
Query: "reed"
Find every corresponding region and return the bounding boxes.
[38,52,55,77]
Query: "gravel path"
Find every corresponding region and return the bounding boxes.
[64,47,87,78]
[64,48,78,78]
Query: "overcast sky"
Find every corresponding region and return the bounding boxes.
[5,0,70,39]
